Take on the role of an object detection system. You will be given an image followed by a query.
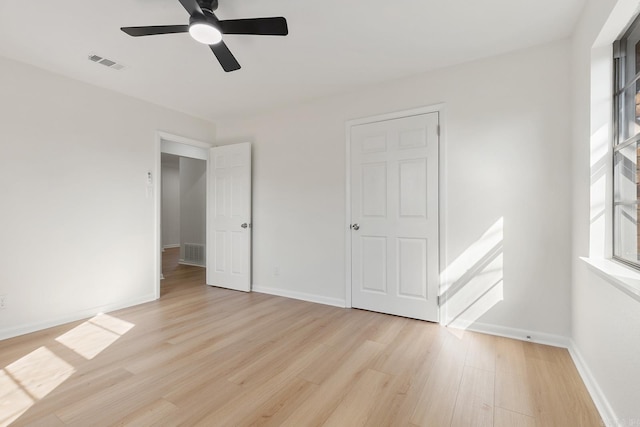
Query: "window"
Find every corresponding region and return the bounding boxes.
[614,16,640,268]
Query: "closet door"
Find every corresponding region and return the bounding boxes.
[350,113,439,321]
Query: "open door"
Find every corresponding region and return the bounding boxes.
[206,143,252,292]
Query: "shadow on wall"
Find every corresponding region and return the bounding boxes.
[441,217,504,330]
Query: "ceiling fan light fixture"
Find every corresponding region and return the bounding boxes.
[189,22,222,45]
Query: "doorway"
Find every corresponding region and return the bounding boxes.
[346,107,442,322]
[155,132,211,298]
[161,153,207,290]
[161,153,207,268]
[154,133,253,298]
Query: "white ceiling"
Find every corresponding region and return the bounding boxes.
[0,0,585,120]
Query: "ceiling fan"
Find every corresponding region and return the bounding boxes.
[121,0,288,72]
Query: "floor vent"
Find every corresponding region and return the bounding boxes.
[184,243,205,266]
[88,53,125,70]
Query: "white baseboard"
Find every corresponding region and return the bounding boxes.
[568,340,617,427]
[452,321,570,348]
[252,285,346,308]
[178,260,205,268]
[0,293,157,341]
[163,244,180,249]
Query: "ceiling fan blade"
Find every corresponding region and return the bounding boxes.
[121,25,189,37]
[210,42,241,72]
[178,0,203,15]
[219,17,288,36]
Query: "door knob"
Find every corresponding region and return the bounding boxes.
[351,223,360,231]
[241,223,249,229]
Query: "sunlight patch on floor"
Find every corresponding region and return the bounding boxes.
[55,314,134,360]
[5,346,75,399]
[1,347,75,426]
[0,369,33,426]
[0,314,135,426]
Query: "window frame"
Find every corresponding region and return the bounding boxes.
[613,15,640,270]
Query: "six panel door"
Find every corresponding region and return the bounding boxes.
[207,143,252,292]
[350,113,439,321]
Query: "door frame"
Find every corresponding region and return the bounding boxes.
[154,131,212,300]
[344,104,446,318]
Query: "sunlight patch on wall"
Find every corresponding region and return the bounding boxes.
[441,217,504,330]
[55,314,134,360]
[589,44,614,259]
[590,123,610,257]
[590,124,609,226]
[591,124,610,169]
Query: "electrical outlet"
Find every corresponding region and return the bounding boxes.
[274,266,280,277]
[0,295,6,309]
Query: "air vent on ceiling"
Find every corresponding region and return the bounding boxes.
[88,54,125,70]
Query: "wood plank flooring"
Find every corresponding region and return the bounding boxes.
[0,248,602,426]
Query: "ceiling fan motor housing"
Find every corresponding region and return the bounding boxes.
[198,0,218,12]
[189,11,221,30]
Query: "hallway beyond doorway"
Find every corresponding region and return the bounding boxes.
[161,247,205,297]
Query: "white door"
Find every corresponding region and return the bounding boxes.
[350,113,439,321]
[207,143,252,292]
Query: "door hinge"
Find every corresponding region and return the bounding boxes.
[437,295,441,306]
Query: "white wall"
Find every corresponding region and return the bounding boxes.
[571,0,640,423]
[179,157,206,260]
[0,56,215,339]
[161,159,181,247]
[216,40,574,340]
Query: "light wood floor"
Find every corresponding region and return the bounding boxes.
[1,248,601,426]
